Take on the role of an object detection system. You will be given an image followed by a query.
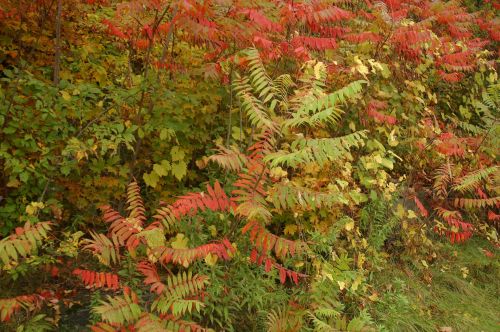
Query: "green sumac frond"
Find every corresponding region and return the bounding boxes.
[0,221,51,266]
[150,271,208,314]
[308,312,374,332]
[455,120,486,135]
[308,312,337,332]
[284,80,366,129]
[273,73,294,107]
[265,131,367,167]
[452,166,498,193]
[234,77,278,133]
[269,183,348,211]
[93,288,142,325]
[244,48,277,106]
[153,297,204,316]
[266,306,303,332]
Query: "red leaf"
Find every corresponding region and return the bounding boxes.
[250,248,258,263]
[414,196,428,217]
[265,258,272,273]
[279,268,286,284]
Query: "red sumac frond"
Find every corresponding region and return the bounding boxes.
[73,269,120,290]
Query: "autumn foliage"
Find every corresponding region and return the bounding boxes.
[0,0,499,330]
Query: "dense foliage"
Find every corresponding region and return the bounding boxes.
[0,0,499,331]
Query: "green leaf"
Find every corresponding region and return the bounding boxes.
[171,161,187,181]
[160,128,175,141]
[143,172,159,188]
[379,158,394,170]
[349,191,368,204]
[153,160,171,177]
[170,146,185,162]
[171,233,188,249]
[231,126,245,141]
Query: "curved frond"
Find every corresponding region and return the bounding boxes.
[0,221,52,266]
[92,289,142,325]
[243,220,306,259]
[73,269,120,290]
[135,313,206,332]
[266,306,303,332]
[0,294,43,322]
[269,183,349,210]
[154,181,233,231]
[452,166,498,193]
[100,205,143,252]
[153,240,235,266]
[285,80,366,129]
[126,181,146,224]
[265,131,367,168]
[81,231,120,266]
[232,160,271,221]
[453,196,500,209]
[208,145,248,172]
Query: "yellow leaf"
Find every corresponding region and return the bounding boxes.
[204,253,218,266]
[171,233,188,249]
[7,179,21,188]
[294,261,304,268]
[284,224,298,235]
[337,281,346,290]
[351,275,363,291]
[351,56,369,79]
[60,90,71,101]
[345,221,355,231]
[26,202,45,215]
[357,253,366,269]
[407,210,417,219]
[396,204,405,219]
[368,292,379,301]
[208,225,217,237]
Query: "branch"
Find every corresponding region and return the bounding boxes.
[53,0,62,85]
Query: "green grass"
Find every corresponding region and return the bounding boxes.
[370,238,500,332]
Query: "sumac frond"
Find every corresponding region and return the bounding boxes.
[0,221,52,266]
[154,181,233,231]
[153,240,234,267]
[73,269,120,290]
[0,294,43,322]
[243,220,305,259]
[93,288,142,325]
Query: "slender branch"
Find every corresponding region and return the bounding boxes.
[159,4,180,67]
[53,0,62,85]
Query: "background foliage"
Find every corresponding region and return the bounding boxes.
[0,0,499,331]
